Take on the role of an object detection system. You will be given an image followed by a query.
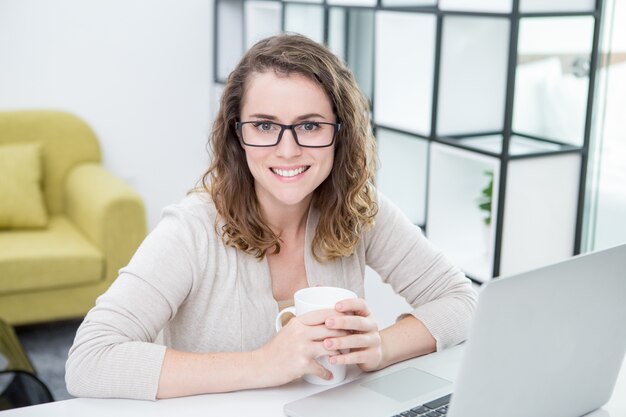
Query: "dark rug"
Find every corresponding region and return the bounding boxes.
[15,319,82,401]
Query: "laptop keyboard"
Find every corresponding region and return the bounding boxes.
[390,394,451,417]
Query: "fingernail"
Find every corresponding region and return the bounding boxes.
[326,318,335,327]
[329,357,337,365]
[325,339,333,348]
[326,370,333,380]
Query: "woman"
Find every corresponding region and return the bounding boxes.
[66,34,476,400]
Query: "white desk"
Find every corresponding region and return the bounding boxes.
[4,345,625,417]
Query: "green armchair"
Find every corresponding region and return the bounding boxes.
[0,110,147,325]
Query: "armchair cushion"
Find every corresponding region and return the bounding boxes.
[0,216,103,295]
[0,143,47,229]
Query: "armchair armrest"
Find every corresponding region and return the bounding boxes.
[65,163,147,283]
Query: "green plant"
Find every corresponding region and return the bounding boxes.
[477,170,494,226]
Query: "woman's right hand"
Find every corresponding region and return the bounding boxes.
[255,309,348,387]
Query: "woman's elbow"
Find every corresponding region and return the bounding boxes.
[65,361,86,397]
[65,342,107,398]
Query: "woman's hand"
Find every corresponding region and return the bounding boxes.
[255,309,349,387]
[323,298,384,372]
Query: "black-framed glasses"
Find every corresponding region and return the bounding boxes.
[235,121,341,148]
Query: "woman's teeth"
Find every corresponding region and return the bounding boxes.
[271,167,308,177]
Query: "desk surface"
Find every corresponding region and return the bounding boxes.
[3,344,625,417]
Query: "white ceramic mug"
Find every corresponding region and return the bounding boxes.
[275,286,357,385]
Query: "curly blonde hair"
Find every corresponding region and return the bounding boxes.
[202,33,377,261]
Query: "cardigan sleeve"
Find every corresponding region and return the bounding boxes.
[364,193,477,350]
[65,202,208,400]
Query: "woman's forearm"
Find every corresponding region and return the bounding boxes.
[377,315,437,370]
[156,348,266,398]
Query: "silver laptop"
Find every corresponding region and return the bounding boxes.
[284,244,626,417]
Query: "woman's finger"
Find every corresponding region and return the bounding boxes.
[310,340,341,357]
[298,308,345,326]
[305,325,350,341]
[323,333,377,351]
[307,360,333,381]
[325,315,378,333]
[335,298,371,317]
[327,349,375,366]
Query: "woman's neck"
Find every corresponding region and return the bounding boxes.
[259,196,312,239]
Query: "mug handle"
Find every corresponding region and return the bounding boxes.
[275,306,296,332]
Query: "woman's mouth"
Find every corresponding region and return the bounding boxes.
[270,166,310,178]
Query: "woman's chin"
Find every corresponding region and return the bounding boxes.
[269,192,313,209]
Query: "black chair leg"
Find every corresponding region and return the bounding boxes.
[0,370,54,410]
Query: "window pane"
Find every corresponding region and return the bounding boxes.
[244,1,282,49]
[439,0,512,13]
[216,0,243,82]
[377,129,428,225]
[382,0,437,6]
[328,8,375,101]
[501,154,581,276]
[284,4,325,44]
[347,9,375,101]
[520,0,595,13]
[584,0,626,251]
[328,0,377,5]
[513,17,594,146]
[328,8,347,62]
[427,143,500,281]
[375,11,436,135]
[437,16,509,136]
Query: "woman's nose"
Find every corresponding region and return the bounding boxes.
[275,128,302,157]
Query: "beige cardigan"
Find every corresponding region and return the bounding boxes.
[66,192,476,400]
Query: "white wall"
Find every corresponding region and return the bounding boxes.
[0,0,213,229]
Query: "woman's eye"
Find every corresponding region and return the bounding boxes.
[254,122,274,132]
[300,122,320,131]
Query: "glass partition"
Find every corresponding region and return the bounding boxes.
[375,11,436,135]
[216,0,244,82]
[520,0,595,13]
[583,0,626,251]
[328,0,377,5]
[513,17,594,146]
[439,0,511,13]
[347,9,375,101]
[377,129,429,226]
[284,3,325,44]
[328,7,347,62]
[437,16,510,136]
[328,8,374,100]
[427,143,500,281]
[382,0,437,6]
[244,1,282,49]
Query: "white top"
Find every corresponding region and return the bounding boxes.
[65,192,476,400]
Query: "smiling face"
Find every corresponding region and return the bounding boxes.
[240,71,336,216]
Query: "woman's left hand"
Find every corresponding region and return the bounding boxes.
[323,298,384,372]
